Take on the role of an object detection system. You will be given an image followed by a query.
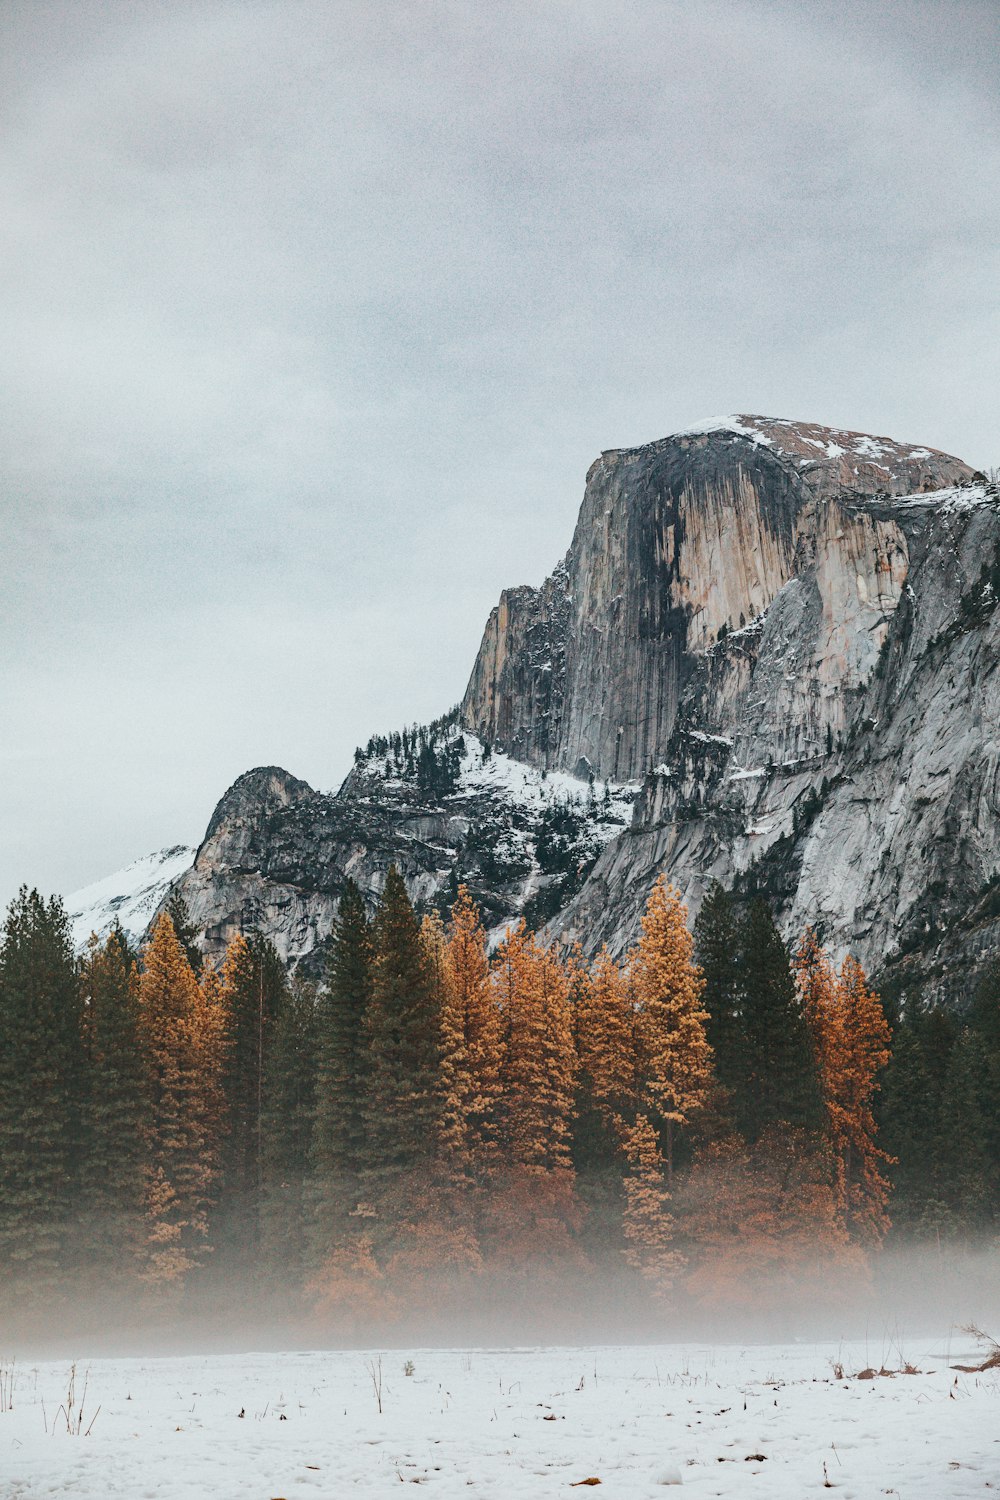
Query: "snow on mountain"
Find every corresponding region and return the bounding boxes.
[360,730,638,832]
[892,479,993,513]
[669,413,968,482]
[66,845,194,950]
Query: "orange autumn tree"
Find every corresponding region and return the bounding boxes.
[137,913,226,1284]
[197,957,230,1166]
[495,922,576,1172]
[609,878,713,1295]
[574,945,637,1128]
[681,1128,856,1310]
[571,941,645,1247]
[619,1113,683,1297]
[795,931,893,1243]
[420,910,467,1172]
[630,877,713,1184]
[488,921,580,1264]
[445,887,504,1167]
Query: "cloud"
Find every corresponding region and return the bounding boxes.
[2,0,998,904]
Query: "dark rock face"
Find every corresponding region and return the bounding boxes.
[165,414,999,1003]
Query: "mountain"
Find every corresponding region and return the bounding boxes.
[74,415,998,1004]
[67,845,196,949]
[461,415,974,781]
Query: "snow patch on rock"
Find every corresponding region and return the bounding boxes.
[66,845,194,950]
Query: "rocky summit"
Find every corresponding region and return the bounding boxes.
[73,416,999,1003]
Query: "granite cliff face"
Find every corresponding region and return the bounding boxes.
[77,414,999,1003]
[465,415,1000,997]
[461,416,972,781]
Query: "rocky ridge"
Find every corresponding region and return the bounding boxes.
[160,731,636,973]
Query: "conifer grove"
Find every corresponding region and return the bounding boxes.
[0,871,997,1321]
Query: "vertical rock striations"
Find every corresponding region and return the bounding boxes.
[461,416,973,783]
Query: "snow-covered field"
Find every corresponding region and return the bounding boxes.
[2,1339,996,1498]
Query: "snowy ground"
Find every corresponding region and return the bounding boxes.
[2,1339,997,1498]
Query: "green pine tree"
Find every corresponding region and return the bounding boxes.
[363,866,444,1223]
[0,888,83,1295]
[260,976,318,1285]
[311,880,373,1253]
[693,881,743,1110]
[971,961,1000,1188]
[166,890,202,974]
[78,932,150,1282]
[738,899,823,1141]
[931,1027,994,1236]
[879,1003,935,1232]
[218,932,289,1262]
[880,1001,958,1236]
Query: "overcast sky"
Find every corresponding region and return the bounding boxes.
[2,0,998,909]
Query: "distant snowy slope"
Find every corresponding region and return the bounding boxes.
[67,845,194,949]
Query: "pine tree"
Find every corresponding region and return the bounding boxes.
[931,1027,994,1235]
[630,877,713,1184]
[445,886,503,1167]
[166,889,202,974]
[832,954,893,1242]
[421,910,467,1171]
[108,917,137,970]
[971,961,1000,1191]
[575,946,636,1125]
[195,956,229,1175]
[363,867,444,1210]
[796,934,892,1243]
[260,976,318,1283]
[0,889,82,1293]
[137,913,225,1283]
[694,881,742,1100]
[312,879,373,1247]
[78,932,149,1281]
[560,943,635,1254]
[494,922,576,1174]
[217,931,288,1257]
[619,1114,681,1296]
[880,1001,958,1236]
[737,899,823,1141]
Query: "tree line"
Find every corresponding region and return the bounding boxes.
[0,873,996,1321]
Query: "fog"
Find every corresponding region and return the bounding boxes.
[3,1246,997,1362]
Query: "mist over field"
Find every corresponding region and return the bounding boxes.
[3,1243,998,1363]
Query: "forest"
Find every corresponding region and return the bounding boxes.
[0,871,997,1326]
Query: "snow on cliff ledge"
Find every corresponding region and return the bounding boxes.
[67,845,194,950]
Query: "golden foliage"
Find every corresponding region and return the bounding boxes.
[618,1114,682,1297]
[137,913,226,1282]
[795,933,893,1243]
[494,922,577,1173]
[681,1129,860,1308]
[446,887,504,1160]
[630,877,713,1179]
[576,945,637,1123]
